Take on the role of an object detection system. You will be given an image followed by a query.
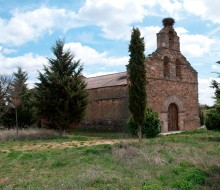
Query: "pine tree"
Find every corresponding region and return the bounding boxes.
[127,28,147,143]
[8,67,36,136]
[35,39,88,136]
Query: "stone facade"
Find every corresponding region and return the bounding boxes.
[80,19,200,132]
[80,72,130,130]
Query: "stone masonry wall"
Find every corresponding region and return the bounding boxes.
[147,78,199,131]
[146,48,200,132]
[80,85,130,131]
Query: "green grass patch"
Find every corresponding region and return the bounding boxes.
[70,128,129,139]
[0,129,219,189]
[171,161,207,189]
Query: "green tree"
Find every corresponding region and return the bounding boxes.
[0,74,12,120]
[205,61,220,130]
[199,104,205,126]
[35,39,88,136]
[11,67,28,135]
[127,28,147,143]
[1,67,36,135]
[211,61,220,111]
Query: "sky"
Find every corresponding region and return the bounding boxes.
[0,0,220,106]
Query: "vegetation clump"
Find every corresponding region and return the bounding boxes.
[127,27,147,142]
[0,67,36,132]
[205,110,220,130]
[128,108,161,138]
[35,39,88,136]
[205,61,220,130]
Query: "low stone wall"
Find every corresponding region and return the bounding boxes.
[79,120,128,131]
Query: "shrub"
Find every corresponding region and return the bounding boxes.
[205,109,220,130]
[127,116,138,137]
[128,108,161,138]
[142,180,163,190]
[199,106,205,126]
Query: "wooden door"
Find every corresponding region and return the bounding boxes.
[168,103,178,131]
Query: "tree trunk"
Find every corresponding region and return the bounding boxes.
[15,108,18,139]
[137,124,142,143]
[58,125,63,137]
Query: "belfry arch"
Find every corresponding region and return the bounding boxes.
[163,56,170,78]
[169,31,174,49]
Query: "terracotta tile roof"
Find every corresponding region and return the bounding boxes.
[85,72,127,89]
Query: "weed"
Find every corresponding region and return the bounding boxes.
[142,180,163,190]
[7,151,22,159]
[0,128,59,141]
[172,162,207,190]
[71,136,89,141]
[50,160,67,168]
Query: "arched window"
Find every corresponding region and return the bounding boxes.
[169,31,174,49]
[176,59,181,79]
[163,56,170,78]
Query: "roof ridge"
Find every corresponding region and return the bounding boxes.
[86,71,127,79]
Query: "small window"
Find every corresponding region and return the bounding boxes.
[169,31,174,49]
[176,59,181,79]
[163,56,170,78]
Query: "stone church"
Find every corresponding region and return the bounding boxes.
[80,18,200,132]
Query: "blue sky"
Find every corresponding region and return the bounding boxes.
[0,0,220,105]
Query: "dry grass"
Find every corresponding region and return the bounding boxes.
[0,128,132,152]
[0,139,131,152]
[0,128,59,141]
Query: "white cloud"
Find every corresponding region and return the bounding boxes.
[0,46,16,54]
[77,0,187,40]
[198,77,220,106]
[157,0,183,19]
[183,0,220,24]
[0,7,79,46]
[140,26,161,52]
[212,63,220,72]
[0,42,129,88]
[175,27,215,57]
[65,42,128,66]
[78,0,158,40]
[84,71,117,78]
[0,52,47,86]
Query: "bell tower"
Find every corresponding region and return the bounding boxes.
[157,18,180,51]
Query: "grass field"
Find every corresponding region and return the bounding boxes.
[0,129,219,189]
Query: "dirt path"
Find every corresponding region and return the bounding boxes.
[1,139,133,153]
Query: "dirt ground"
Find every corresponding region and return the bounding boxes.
[1,139,132,153]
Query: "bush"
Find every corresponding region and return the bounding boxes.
[205,109,220,130]
[199,106,205,126]
[128,108,161,138]
[127,116,138,137]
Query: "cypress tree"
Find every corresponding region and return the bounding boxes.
[128,27,147,143]
[35,39,88,136]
